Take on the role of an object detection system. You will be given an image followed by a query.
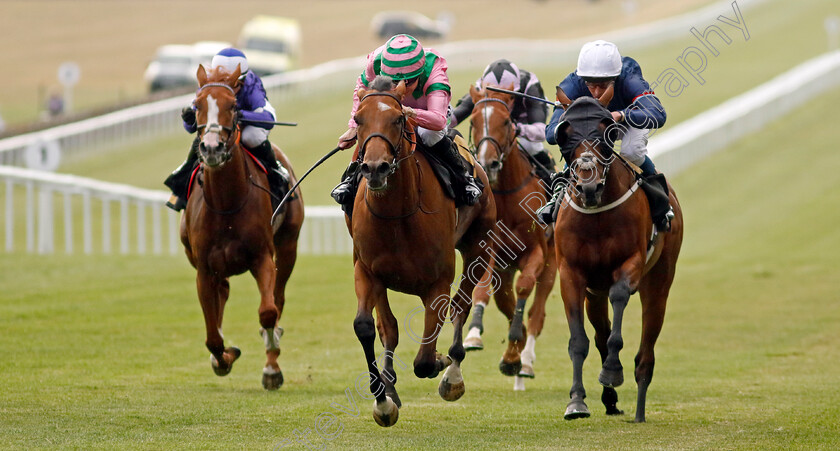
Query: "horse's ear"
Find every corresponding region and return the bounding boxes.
[394,80,407,98]
[554,121,572,147]
[556,87,572,108]
[504,82,516,106]
[197,65,208,86]
[228,64,242,87]
[600,119,621,146]
[469,84,481,101]
[598,82,615,107]
[357,86,368,101]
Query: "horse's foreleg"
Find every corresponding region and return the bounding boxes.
[438,257,479,402]
[375,297,402,408]
[353,263,398,427]
[600,258,643,389]
[585,290,623,416]
[519,250,557,381]
[197,272,240,376]
[561,265,590,420]
[493,272,522,376]
[251,254,281,390]
[413,280,452,380]
[507,246,545,384]
[633,258,675,422]
[464,261,494,352]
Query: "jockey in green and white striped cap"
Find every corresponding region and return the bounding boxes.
[380,34,426,80]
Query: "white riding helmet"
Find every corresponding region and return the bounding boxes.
[576,40,622,78]
[211,47,249,77]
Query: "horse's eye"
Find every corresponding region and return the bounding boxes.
[354,116,363,126]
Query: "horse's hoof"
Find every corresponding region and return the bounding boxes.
[386,390,402,408]
[599,367,624,388]
[262,366,284,390]
[372,396,399,427]
[564,400,591,420]
[499,359,522,377]
[210,347,241,377]
[463,336,484,351]
[606,406,624,416]
[518,363,535,379]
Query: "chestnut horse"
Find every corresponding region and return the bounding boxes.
[552,92,683,422]
[463,84,557,391]
[180,64,303,390]
[348,76,496,427]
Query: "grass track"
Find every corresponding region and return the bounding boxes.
[1,88,838,450]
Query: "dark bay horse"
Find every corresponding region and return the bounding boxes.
[553,92,683,422]
[348,76,496,427]
[464,84,557,391]
[180,64,303,390]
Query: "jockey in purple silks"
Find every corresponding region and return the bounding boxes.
[539,40,674,231]
[450,59,556,185]
[331,34,482,210]
[164,47,289,212]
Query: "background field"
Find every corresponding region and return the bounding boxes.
[2,0,840,449]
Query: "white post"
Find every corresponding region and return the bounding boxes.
[5,179,13,252]
[83,190,92,254]
[64,190,73,254]
[26,181,34,253]
[152,204,161,255]
[102,199,111,254]
[120,197,129,254]
[137,201,146,254]
[37,186,53,254]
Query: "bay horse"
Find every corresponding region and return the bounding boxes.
[180,64,303,390]
[552,91,683,422]
[463,84,557,391]
[348,76,496,427]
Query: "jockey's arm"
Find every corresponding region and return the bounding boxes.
[545,106,565,146]
[413,90,449,131]
[449,92,474,128]
[621,94,666,129]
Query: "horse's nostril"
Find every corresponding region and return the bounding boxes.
[376,162,392,175]
[360,163,371,175]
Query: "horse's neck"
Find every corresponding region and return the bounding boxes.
[496,141,531,191]
[365,141,419,216]
[203,147,250,208]
[602,158,637,203]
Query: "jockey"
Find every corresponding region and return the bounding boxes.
[539,40,674,231]
[331,34,482,208]
[164,47,289,212]
[450,59,556,185]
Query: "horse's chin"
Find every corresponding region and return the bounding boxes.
[366,179,388,193]
[486,170,499,185]
[201,154,228,168]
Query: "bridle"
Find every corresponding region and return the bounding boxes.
[357,91,416,175]
[471,97,516,170]
[195,82,241,165]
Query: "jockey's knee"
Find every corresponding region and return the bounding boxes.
[417,127,446,148]
[241,125,270,149]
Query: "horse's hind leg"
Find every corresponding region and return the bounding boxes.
[493,271,522,376]
[375,298,403,408]
[585,290,623,416]
[251,254,280,390]
[354,262,398,427]
[197,272,240,376]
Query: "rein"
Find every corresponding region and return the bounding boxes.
[564,142,643,214]
[472,96,533,195]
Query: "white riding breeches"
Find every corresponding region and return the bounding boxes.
[241,125,270,149]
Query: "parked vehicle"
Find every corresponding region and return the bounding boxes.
[237,16,302,76]
[144,41,231,93]
[370,11,454,40]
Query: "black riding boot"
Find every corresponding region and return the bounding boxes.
[433,136,482,206]
[248,140,289,207]
[164,137,200,211]
[639,156,674,232]
[331,161,360,206]
[536,167,570,225]
[532,148,557,187]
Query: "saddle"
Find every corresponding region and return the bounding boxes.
[421,134,482,204]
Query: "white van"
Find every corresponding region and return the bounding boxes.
[237,15,302,76]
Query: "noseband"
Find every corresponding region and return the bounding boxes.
[195,82,240,164]
[357,91,416,176]
[472,97,515,168]
[572,142,613,188]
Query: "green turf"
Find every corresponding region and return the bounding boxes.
[2,85,839,450]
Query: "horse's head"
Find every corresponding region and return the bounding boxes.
[354,76,413,191]
[194,64,242,168]
[469,84,516,184]
[555,91,620,209]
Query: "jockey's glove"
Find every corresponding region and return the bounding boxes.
[181,106,196,126]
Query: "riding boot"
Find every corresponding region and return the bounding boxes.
[532,148,557,187]
[248,140,290,207]
[639,156,674,232]
[164,136,200,211]
[433,136,482,206]
[331,161,361,206]
[536,167,571,225]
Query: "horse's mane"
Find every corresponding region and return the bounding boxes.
[205,66,238,85]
